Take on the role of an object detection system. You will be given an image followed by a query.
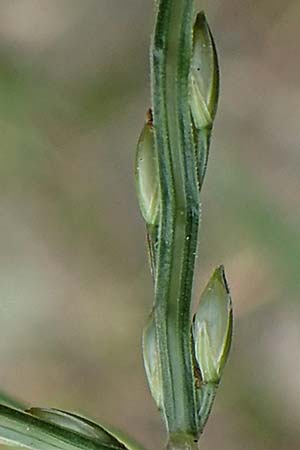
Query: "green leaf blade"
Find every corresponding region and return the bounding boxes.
[0,405,126,450]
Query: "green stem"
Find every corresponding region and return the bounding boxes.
[151,0,199,438]
[198,383,218,434]
[166,434,198,450]
[194,125,211,190]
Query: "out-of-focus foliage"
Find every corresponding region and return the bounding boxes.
[0,1,300,449]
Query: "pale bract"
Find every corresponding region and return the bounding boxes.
[190,12,219,130]
[142,314,163,411]
[193,266,232,383]
[135,122,160,226]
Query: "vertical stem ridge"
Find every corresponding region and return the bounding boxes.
[151,0,199,436]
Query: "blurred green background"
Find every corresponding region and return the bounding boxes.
[0,1,300,449]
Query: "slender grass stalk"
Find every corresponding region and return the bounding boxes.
[150,0,200,439]
[137,1,232,449]
[0,3,232,450]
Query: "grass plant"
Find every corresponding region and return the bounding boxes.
[0,2,232,450]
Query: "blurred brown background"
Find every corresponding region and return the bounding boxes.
[0,1,300,449]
